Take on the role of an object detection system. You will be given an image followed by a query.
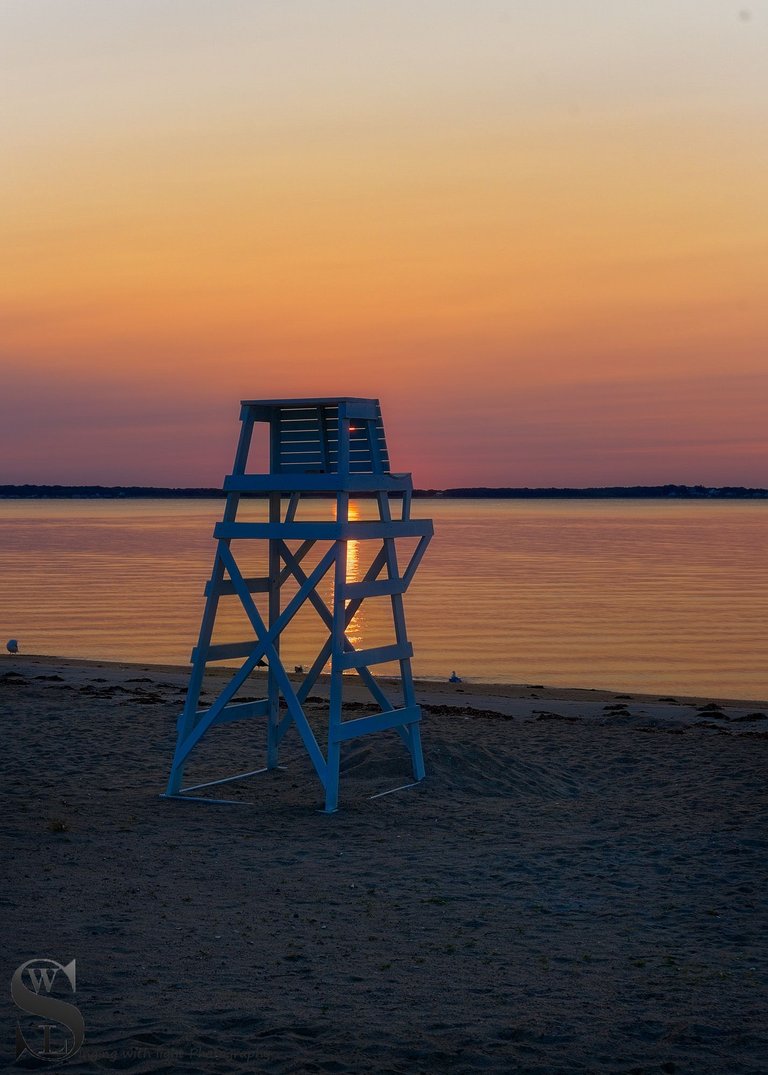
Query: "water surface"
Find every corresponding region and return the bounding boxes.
[1,498,765,698]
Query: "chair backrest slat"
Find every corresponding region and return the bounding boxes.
[272,400,389,475]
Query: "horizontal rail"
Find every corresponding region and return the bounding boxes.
[279,410,330,420]
[333,705,421,742]
[319,436,387,448]
[349,462,382,473]
[204,576,271,597]
[194,640,262,662]
[215,519,432,541]
[343,578,407,599]
[279,429,324,443]
[275,464,386,475]
[342,400,379,419]
[224,474,411,493]
[336,642,413,671]
[209,699,269,724]
[240,396,377,412]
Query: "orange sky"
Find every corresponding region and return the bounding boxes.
[1,1,766,487]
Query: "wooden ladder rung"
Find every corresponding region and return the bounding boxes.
[205,576,271,596]
[210,699,269,724]
[344,578,406,599]
[194,641,261,662]
[336,642,412,671]
[333,706,421,742]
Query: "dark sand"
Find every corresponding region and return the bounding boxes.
[2,655,767,1073]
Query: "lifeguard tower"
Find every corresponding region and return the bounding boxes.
[164,398,433,811]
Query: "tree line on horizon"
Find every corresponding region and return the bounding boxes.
[1,484,766,500]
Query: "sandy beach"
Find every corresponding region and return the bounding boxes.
[3,654,767,1073]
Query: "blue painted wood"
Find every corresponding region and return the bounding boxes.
[166,408,256,795]
[176,542,337,763]
[267,488,281,769]
[210,699,269,724]
[375,485,425,778]
[216,543,329,783]
[214,519,433,541]
[193,640,260,662]
[164,397,433,810]
[279,545,396,722]
[216,542,337,660]
[333,706,421,742]
[343,578,406,599]
[241,397,379,419]
[174,644,267,764]
[324,411,351,812]
[285,493,300,523]
[336,642,413,671]
[325,524,347,812]
[223,473,411,492]
[403,533,432,587]
[278,540,397,716]
[204,575,271,597]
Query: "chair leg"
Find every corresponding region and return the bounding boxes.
[324,742,340,813]
[409,722,426,781]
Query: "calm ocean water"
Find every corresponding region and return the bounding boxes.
[0,498,765,699]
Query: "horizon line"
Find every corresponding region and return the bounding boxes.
[1,482,767,500]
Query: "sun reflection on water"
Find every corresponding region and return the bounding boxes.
[345,501,363,649]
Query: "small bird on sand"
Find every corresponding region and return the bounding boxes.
[6,639,19,654]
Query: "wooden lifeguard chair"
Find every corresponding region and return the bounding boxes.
[164,398,433,811]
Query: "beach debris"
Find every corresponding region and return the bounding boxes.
[424,702,512,720]
[533,710,580,723]
[696,703,727,719]
[0,670,25,684]
[6,639,19,654]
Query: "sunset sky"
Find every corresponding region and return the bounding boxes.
[2,1,766,488]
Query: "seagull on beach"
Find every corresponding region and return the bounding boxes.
[6,639,19,654]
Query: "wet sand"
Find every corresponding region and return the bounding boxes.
[2,655,767,1073]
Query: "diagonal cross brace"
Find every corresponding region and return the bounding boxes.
[173,541,336,777]
[217,542,330,782]
[278,543,394,725]
[286,530,429,704]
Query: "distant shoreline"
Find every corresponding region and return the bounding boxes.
[2,483,767,500]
